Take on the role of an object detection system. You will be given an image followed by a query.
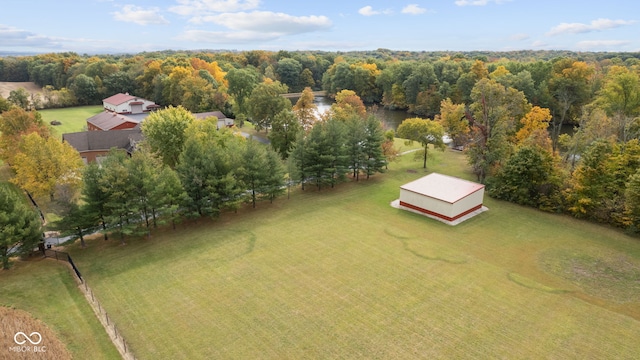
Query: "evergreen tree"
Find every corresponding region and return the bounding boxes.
[0,184,42,270]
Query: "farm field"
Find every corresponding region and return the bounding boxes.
[62,149,640,359]
[0,259,120,359]
[40,105,103,136]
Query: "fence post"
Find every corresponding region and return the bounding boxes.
[106,313,109,326]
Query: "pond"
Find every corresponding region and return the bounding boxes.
[290,96,413,131]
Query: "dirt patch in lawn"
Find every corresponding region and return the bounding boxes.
[539,249,640,303]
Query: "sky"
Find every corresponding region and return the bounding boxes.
[1,0,639,54]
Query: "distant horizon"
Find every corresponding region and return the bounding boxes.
[2,1,639,54]
[2,48,639,59]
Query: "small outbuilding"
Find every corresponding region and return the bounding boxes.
[396,173,486,225]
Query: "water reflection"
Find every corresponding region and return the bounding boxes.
[291,96,413,131]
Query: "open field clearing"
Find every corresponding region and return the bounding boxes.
[40,105,103,136]
[0,81,42,99]
[64,149,640,359]
[0,259,120,359]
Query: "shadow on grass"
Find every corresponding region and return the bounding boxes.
[507,272,573,294]
[384,228,468,264]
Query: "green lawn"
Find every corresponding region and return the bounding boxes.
[63,149,640,359]
[40,105,103,137]
[0,259,120,359]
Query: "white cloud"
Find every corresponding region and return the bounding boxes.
[531,40,548,48]
[169,0,260,16]
[576,39,631,50]
[0,24,62,48]
[112,5,169,25]
[547,18,636,36]
[402,4,428,15]
[509,33,529,41]
[176,29,279,43]
[194,11,332,34]
[455,0,509,6]
[358,6,392,16]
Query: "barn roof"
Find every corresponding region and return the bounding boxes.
[87,111,141,130]
[63,128,143,153]
[103,93,137,106]
[400,173,484,204]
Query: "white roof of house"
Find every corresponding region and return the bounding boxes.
[400,173,484,204]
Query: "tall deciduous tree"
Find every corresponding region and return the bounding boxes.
[488,145,560,209]
[226,67,260,116]
[548,59,593,150]
[625,169,640,233]
[11,133,83,201]
[276,58,303,92]
[595,65,640,142]
[436,98,468,148]
[0,184,42,269]
[7,88,31,110]
[0,108,49,164]
[466,78,530,182]
[330,89,366,121]
[248,80,290,132]
[515,106,552,151]
[396,117,445,169]
[293,87,318,131]
[141,106,195,168]
[269,110,301,159]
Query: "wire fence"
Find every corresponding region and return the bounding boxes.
[43,248,136,360]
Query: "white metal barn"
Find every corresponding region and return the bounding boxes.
[399,173,485,223]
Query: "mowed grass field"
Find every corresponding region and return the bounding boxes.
[63,149,640,359]
[0,260,120,359]
[40,105,103,136]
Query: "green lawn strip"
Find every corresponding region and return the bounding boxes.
[0,259,120,359]
[40,105,103,137]
[66,149,640,359]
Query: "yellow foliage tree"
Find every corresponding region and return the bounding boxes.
[10,133,84,201]
[516,106,552,150]
[330,90,367,121]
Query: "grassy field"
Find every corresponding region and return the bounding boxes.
[0,259,120,359]
[62,149,640,359]
[40,105,103,137]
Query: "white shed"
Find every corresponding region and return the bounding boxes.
[398,173,486,224]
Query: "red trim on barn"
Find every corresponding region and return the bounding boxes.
[399,201,483,222]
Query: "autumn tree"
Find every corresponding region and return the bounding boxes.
[11,133,83,201]
[293,87,318,131]
[0,108,49,164]
[625,169,640,233]
[515,106,553,151]
[436,98,468,148]
[0,184,42,270]
[548,59,594,150]
[141,106,195,168]
[466,78,530,182]
[330,89,366,121]
[595,65,640,142]
[396,117,445,169]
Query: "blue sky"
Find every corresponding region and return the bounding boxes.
[1,0,639,54]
